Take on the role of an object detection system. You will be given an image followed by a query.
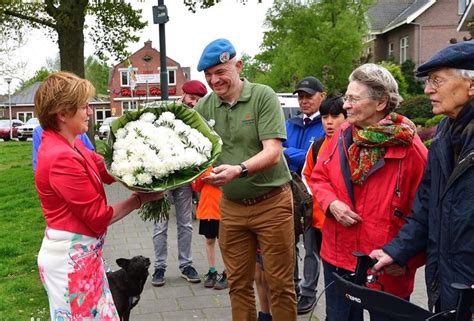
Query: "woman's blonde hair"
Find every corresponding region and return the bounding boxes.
[34,71,95,131]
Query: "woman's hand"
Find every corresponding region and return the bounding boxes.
[329,200,362,227]
[134,191,164,206]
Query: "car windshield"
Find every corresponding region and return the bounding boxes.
[0,120,12,128]
[103,117,117,126]
[25,118,39,125]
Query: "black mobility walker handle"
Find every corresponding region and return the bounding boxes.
[333,252,473,321]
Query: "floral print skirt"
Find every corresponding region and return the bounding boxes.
[38,228,119,320]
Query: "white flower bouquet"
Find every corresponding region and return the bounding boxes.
[103,101,222,222]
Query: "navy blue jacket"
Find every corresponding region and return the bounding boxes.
[282,115,325,174]
[383,101,474,312]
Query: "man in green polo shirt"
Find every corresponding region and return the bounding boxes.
[195,38,296,321]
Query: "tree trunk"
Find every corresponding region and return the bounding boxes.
[55,1,86,77]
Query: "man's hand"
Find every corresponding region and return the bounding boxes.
[329,200,362,227]
[369,249,395,273]
[201,164,241,186]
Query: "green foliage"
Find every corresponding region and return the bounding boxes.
[240,53,264,82]
[401,59,424,96]
[425,114,445,128]
[254,0,374,92]
[0,1,147,77]
[0,142,48,319]
[412,117,429,126]
[423,139,433,148]
[85,56,110,96]
[379,61,408,98]
[396,95,434,120]
[17,68,50,93]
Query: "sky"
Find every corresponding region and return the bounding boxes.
[0,0,274,95]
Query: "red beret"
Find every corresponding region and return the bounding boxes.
[182,80,208,97]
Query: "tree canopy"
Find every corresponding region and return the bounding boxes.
[245,0,373,93]
[0,0,146,78]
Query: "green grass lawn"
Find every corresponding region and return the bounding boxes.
[0,140,105,320]
[0,141,49,319]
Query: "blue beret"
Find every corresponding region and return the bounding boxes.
[197,38,236,72]
[416,41,474,77]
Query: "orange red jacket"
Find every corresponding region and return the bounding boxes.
[310,122,427,298]
[35,130,115,237]
[191,167,221,220]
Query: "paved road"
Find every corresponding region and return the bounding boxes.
[103,183,428,321]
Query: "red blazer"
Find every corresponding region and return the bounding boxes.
[310,122,427,298]
[35,130,115,237]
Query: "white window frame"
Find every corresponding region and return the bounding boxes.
[119,68,138,87]
[400,37,409,63]
[388,43,394,57]
[121,101,138,112]
[158,67,178,86]
[17,112,34,123]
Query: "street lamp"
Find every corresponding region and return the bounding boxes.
[5,77,12,140]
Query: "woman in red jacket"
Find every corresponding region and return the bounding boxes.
[310,64,427,321]
[34,72,162,320]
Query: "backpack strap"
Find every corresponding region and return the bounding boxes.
[311,137,325,161]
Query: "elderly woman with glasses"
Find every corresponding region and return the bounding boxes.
[371,42,474,315]
[34,71,163,320]
[309,63,428,321]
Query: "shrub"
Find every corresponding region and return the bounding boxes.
[425,114,445,128]
[412,117,429,126]
[396,95,433,120]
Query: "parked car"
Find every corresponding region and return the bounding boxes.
[0,119,24,141]
[17,117,41,141]
[98,117,118,140]
[277,93,301,120]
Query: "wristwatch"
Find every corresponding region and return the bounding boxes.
[239,163,248,178]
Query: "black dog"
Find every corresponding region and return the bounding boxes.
[107,255,151,321]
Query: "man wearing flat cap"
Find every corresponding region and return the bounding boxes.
[282,76,326,314]
[195,38,297,321]
[371,41,474,315]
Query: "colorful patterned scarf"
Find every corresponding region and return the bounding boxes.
[348,112,416,185]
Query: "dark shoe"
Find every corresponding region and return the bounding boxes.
[214,271,228,290]
[297,295,317,315]
[204,270,218,288]
[151,268,165,287]
[181,265,201,283]
[258,311,273,321]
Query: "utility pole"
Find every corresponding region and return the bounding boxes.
[153,0,169,101]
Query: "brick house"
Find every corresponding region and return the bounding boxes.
[108,40,190,117]
[0,81,109,125]
[367,0,471,67]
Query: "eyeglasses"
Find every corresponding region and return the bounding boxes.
[424,76,460,89]
[342,95,372,105]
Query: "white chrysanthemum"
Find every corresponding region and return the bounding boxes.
[116,128,127,139]
[140,112,156,123]
[208,119,215,127]
[156,112,175,124]
[111,111,214,187]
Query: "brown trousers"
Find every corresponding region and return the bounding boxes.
[219,188,297,321]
